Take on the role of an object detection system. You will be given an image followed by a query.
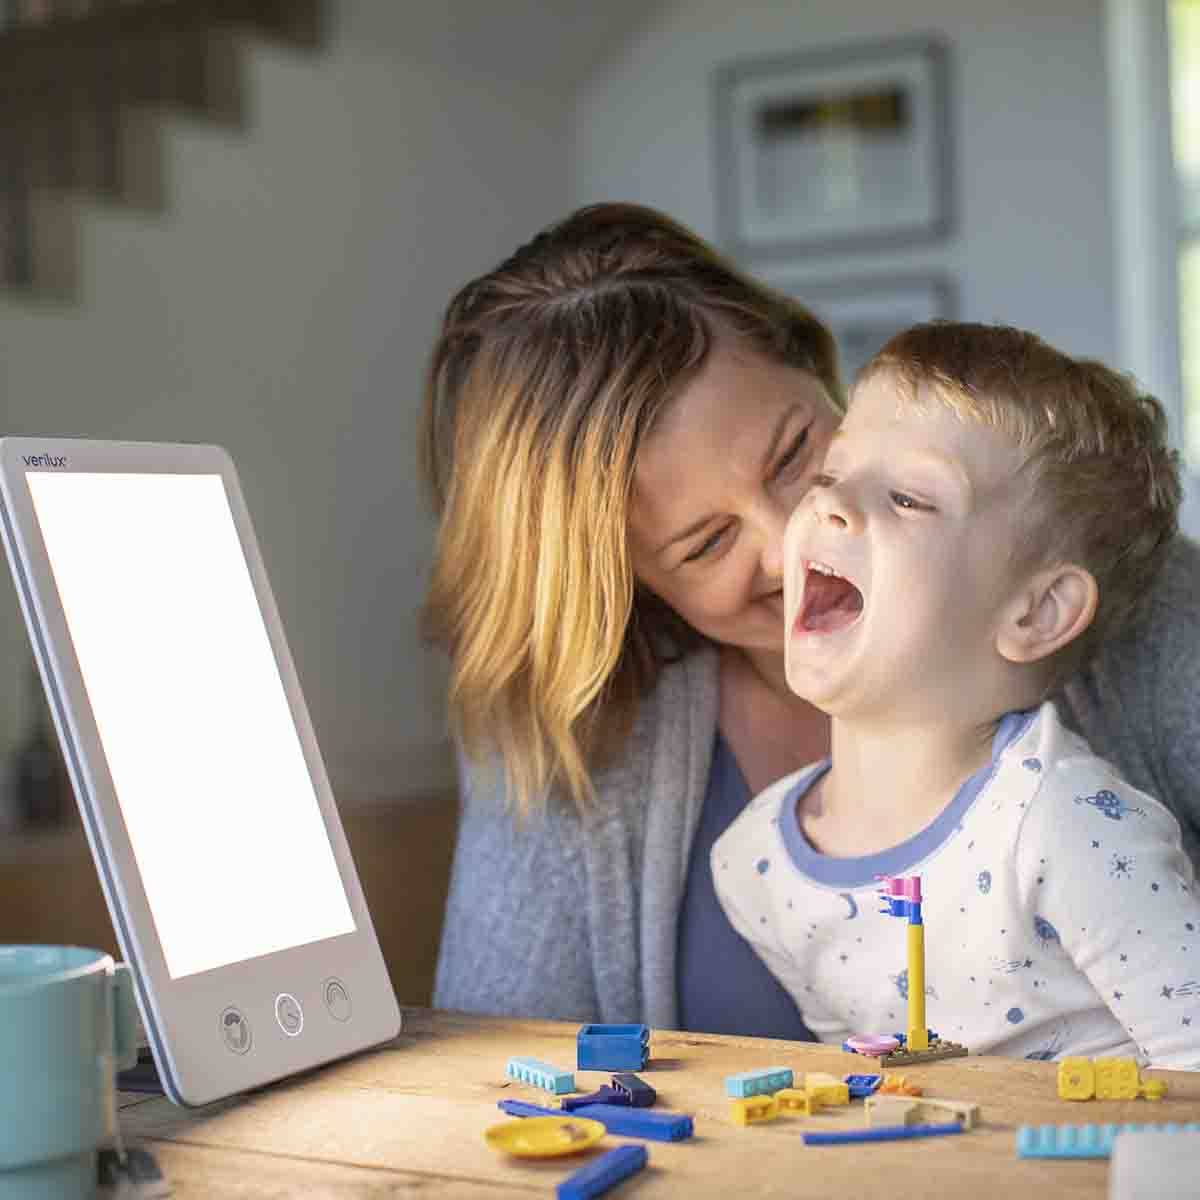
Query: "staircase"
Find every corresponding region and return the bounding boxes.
[0,0,323,295]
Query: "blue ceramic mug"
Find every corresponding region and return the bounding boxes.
[0,945,139,1199]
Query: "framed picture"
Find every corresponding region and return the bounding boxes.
[715,37,951,255]
[757,270,955,386]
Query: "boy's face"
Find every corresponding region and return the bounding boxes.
[782,370,1031,723]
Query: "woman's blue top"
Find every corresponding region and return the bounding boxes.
[675,733,816,1040]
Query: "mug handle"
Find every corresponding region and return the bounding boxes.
[111,962,140,1072]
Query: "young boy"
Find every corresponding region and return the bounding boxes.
[712,321,1200,1068]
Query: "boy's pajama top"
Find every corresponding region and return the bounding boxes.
[711,702,1200,1068]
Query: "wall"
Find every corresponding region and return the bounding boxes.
[0,3,641,800]
[572,0,1115,364]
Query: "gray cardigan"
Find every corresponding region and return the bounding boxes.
[433,537,1200,1029]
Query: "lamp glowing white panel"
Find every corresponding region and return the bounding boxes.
[0,440,400,1106]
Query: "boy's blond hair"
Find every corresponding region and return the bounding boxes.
[860,321,1181,677]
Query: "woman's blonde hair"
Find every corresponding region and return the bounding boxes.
[861,321,1181,679]
[420,202,840,815]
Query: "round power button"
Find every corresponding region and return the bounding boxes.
[324,978,352,1022]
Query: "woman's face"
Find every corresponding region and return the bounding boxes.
[628,339,840,662]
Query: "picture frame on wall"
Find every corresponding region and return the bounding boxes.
[757,270,955,386]
[715,37,951,256]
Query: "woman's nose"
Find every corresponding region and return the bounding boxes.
[760,497,792,580]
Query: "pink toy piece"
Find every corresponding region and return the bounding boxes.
[845,1034,901,1056]
[875,875,921,902]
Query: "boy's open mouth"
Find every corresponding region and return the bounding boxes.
[796,560,864,633]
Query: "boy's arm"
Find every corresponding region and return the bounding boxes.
[1015,758,1200,1069]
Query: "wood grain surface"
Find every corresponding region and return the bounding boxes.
[117,1008,1200,1197]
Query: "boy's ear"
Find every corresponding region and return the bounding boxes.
[996,562,1098,665]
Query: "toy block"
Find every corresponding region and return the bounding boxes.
[576,1024,649,1071]
[730,1094,780,1125]
[804,1073,849,1107]
[499,1098,693,1142]
[867,1096,921,1127]
[611,1072,656,1108]
[879,1039,968,1067]
[505,1056,575,1095]
[557,1144,648,1200]
[869,1095,980,1130]
[804,1121,964,1146]
[845,1074,883,1099]
[1015,1122,1200,1160]
[1057,1056,1169,1102]
[725,1066,794,1099]
[878,1074,922,1096]
[775,1087,819,1115]
[1095,1057,1142,1100]
[561,1086,621,1111]
[1058,1056,1096,1100]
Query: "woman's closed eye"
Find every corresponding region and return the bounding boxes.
[771,426,810,481]
[681,524,730,563]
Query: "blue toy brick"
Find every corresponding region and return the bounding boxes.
[845,1074,884,1099]
[505,1055,575,1095]
[498,1098,693,1142]
[611,1072,656,1107]
[557,1144,648,1200]
[576,1023,650,1071]
[804,1122,964,1146]
[724,1066,794,1099]
[561,1086,621,1111]
[1015,1122,1200,1160]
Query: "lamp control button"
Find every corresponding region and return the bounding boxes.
[219,1006,252,1055]
[274,992,304,1037]
[324,978,352,1021]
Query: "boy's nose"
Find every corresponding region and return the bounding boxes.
[811,482,862,533]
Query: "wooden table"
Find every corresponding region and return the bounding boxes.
[117,1009,1200,1197]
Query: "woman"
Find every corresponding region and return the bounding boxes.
[421,203,1200,1036]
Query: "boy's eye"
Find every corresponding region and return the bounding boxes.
[890,490,934,512]
[682,525,729,563]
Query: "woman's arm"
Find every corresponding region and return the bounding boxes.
[1059,536,1200,866]
[432,759,601,1022]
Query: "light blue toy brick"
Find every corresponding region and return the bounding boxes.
[506,1055,575,1095]
[724,1066,794,1099]
[1015,1122,1200,1160]
[576,1024,650,1071]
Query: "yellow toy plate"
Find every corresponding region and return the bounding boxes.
[484,1116,606,1159]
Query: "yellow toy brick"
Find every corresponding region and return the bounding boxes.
[1057,1056,1167,1101]
[730,1094,779,1126]
[1094,1057,1140,1100]
[775,1087,818,1115]
[1058,1057,1096,1100]
[804,1073,850,1107]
